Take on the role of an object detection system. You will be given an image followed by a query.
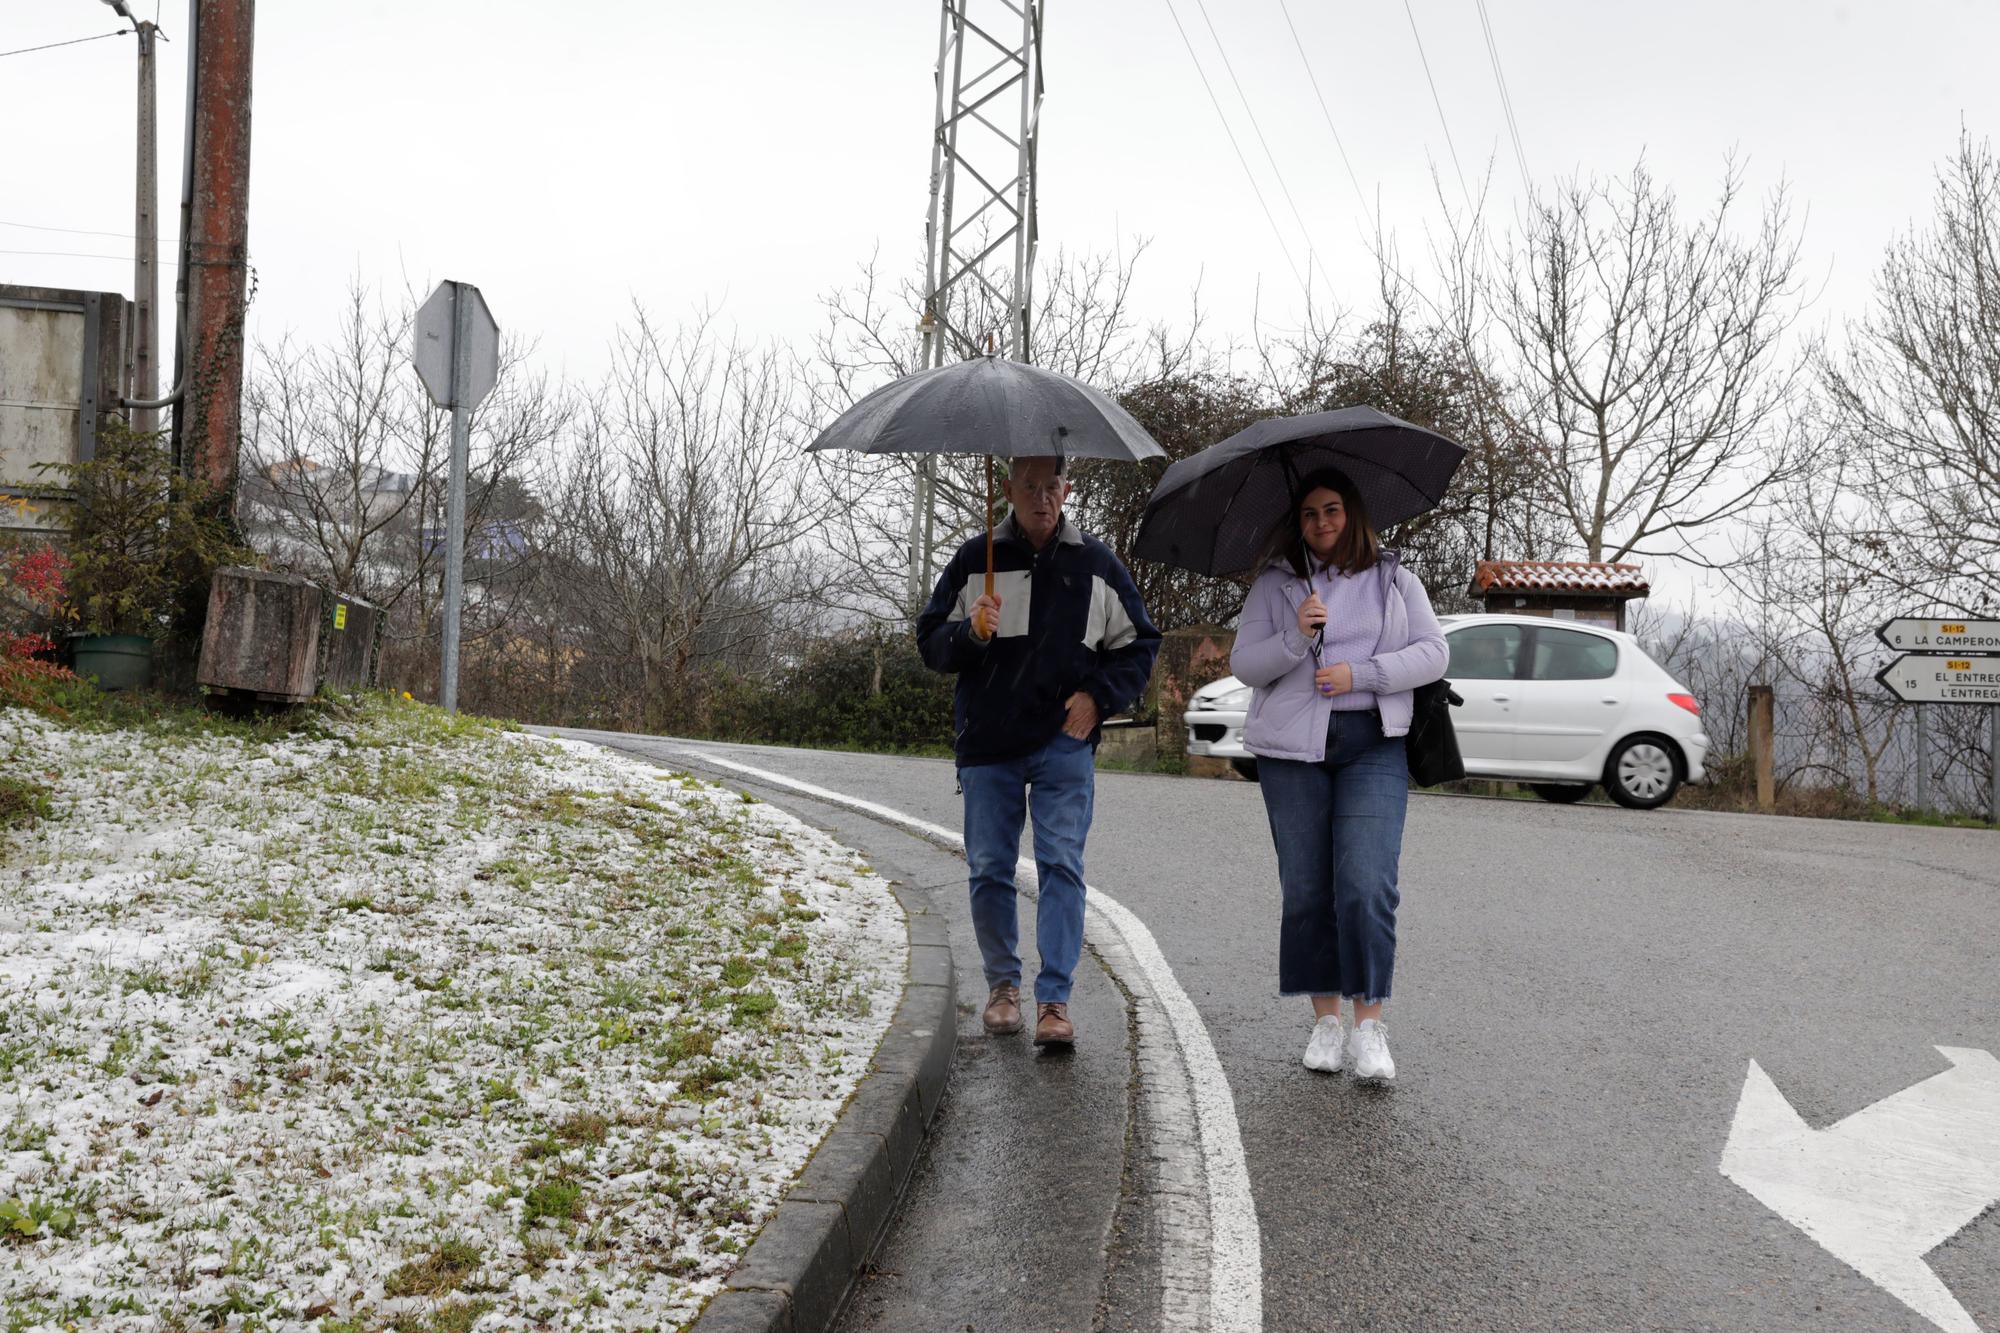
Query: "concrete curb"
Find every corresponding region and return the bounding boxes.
[691,885,955,1333]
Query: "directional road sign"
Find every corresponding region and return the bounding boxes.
[1876,617,2000,654]
[413,280,498,411]
[1876,653,2000,704]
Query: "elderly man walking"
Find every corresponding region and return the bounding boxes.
[916,456,1162,1047]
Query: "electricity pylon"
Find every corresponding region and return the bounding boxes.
[906,0,1044,613]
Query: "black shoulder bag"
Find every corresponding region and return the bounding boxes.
[1405,676,1465,787]
[1374,560,1465,787]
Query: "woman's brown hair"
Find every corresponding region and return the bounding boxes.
[1261,466,1381,578]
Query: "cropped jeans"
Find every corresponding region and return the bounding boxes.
[1256,709,1409,1003]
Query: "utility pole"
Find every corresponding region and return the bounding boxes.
[132,15,160,435]
[101,2,161,434]
[176,0,256,503]
[907,0,1044,612]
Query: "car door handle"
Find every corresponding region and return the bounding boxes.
[1601,697,1621,705]
[1491,693,1510,703]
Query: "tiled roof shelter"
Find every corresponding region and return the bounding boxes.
[1470,560,1650,629]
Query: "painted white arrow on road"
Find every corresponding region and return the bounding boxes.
[1721,1047,2000,1332]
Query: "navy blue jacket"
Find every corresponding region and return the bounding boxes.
[917,512,1163,768]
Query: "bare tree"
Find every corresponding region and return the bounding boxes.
[1821,130,2000,615]
[1481,159,1810,563]
[241,277,573,705]
[390,335,571,665]
[540,307,833,731]
[1761,447,1900,804]
[241,282,430,597]
[803,244,1154,624]
[1281,270,1564,603]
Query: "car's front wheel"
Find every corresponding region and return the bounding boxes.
[1530,783,1592,804]
[1604,736,1681,809]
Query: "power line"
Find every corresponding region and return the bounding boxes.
[1474,0,1532,190]
[1,217,179,243]
[1191,0,1333,294]
[0,29,131,60]
[1276,0,1372,224]
[1401,0,1471,209]
[1160,0,1308,291]
[0,247,183,265]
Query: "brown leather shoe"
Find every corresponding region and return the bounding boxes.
[982,983,1023,1035]
[1033,1001,1074,1047]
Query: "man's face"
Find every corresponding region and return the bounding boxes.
[1004,457,1070,546]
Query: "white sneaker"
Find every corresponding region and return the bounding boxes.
[1302,1014,1346,1073]
[1349,1020,1395,1083]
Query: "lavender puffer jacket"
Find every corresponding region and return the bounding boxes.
[1229,551,1448,762]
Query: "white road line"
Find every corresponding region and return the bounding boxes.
[661,740,1265,1333]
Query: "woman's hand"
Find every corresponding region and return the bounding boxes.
[1314,663,1353,698]
[1296,592,1327,639]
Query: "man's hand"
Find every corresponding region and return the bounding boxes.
[1296,592,1327,639]
[1063,691,1099,739]
[1314,663,1354,697]
[969,592,1002,642]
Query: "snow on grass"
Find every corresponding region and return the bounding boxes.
[0,697,904,1331]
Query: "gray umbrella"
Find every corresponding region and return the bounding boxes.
[807,352,1164,462]
[808,352,1165,597]
[1131,406,1467,577]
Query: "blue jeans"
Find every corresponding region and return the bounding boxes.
[961,733,1095,1004]
[1257,709,1409,1003]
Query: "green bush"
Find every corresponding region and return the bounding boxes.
[696,629,954,753]
[38,423,249,638]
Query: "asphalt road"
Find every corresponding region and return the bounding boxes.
[567,732,2000,1332]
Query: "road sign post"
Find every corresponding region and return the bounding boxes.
[1911,704,1930,814]
[413,281,499,714]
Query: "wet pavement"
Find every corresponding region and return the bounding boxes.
[562,731,2000,1333]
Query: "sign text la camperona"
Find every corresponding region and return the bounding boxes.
[1876,618,2000,654]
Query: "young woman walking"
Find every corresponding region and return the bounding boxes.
[1229,468,1447,1082]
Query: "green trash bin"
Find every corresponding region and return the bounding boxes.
[73,634,153,691]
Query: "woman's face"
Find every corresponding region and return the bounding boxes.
[1298,486,1346,561]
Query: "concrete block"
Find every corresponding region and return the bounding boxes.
[727,1201,852,1333]
[196,567,322,701]
[790,1127,901,1258]
[689,1288,791,1333]
[906,943,952,990]
[840,1069,925,1186]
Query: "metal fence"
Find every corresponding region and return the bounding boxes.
[1768,695,1996,819]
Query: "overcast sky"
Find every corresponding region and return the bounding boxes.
[6,0,1998,597]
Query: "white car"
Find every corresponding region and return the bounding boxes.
[1185,614,1708,809]
[1184,676,1259,780]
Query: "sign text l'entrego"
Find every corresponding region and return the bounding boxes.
[1876,652,2000,705]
